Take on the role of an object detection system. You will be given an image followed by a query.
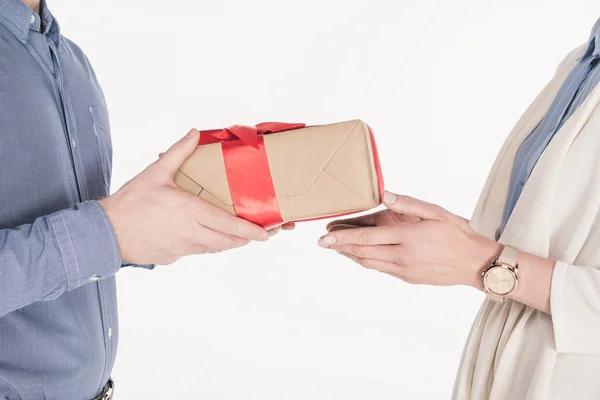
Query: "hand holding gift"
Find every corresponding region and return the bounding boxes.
[319,192,499,288]
[100,130,274,265]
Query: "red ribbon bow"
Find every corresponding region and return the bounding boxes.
[197,122,306,229]
[199,122,306,148]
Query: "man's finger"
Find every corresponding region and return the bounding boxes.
[281,222,296,231]
[196,200,269,242]
[194,224,251,251]
[156,129,200,174]
[190,243,213,254]
[383,191,451,221]
[318,225,409,247]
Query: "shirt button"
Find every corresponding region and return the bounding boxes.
[71,138,77,148]
[89,275,100,281]
[107,327,113,338]
[29,14,35,24]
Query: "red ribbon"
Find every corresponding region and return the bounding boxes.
[198,122,306,229]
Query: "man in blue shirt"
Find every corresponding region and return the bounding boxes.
[0,0,275,399]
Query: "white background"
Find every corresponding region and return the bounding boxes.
[50,1,600,398]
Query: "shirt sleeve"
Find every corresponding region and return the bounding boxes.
[551,260,600,353]
[0,200,121,317]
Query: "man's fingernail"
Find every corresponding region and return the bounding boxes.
[318,236,337,248]
[186,129,198,138]
[383,191,397,204]
[259,232,270,241]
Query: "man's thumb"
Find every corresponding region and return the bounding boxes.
[158,129,200,172]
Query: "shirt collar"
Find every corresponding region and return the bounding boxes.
[40,0,60,46]
[0,0,60,45]
[583,17,600,59]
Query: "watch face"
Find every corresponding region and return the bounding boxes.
[484,266,516,296]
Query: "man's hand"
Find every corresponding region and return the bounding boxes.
[99,129,270,265]
[267,223,296,236]
[318,191,498,287]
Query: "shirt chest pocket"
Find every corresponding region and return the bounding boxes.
[88,105,113,195]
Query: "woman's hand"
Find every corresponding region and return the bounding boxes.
[318,191,502,288]
[326,209,421,232]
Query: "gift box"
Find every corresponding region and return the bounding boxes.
[174,119,384,229]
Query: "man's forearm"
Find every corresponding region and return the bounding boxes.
[0,201,121,317]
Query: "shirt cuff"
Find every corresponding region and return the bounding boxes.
[121,262,156,270]
[47,201,121,290]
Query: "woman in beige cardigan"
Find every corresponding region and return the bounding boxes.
[317,20,600,400]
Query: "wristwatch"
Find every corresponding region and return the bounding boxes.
[481,245,519,303]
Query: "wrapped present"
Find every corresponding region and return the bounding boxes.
[174,119,384,229]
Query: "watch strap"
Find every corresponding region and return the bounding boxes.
[497,245,518,269]
[486,293,505,303]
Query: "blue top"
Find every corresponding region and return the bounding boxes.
[0,1,149,398]
[500,18,600,235]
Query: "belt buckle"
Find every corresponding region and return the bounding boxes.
[100,379,114,400]
[102,386,113,400]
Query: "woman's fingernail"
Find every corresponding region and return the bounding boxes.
[269,229,279,237]
[383,191,397,204]
[318,236,337,248]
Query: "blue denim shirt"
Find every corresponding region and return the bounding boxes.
[0,1,142,398]
[501,18,600,234]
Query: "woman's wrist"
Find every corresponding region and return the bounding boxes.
[507,251,555,314]
[468,239,503,291]
[468,240,555,314]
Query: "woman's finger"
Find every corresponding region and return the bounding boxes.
[383,191,453,221]
[319,225,410,247]
[326,213,379,231]
[332,244,397,263]
[338,252,400,274]
[382,271,411,282]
